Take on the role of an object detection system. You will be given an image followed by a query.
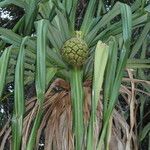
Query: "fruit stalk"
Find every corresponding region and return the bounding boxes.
[70,66,84,150]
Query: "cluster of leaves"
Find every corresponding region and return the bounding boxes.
[0,0,149,150]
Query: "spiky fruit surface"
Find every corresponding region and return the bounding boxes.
[61,37,88,67]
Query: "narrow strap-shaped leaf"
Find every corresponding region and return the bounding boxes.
[91,11,148,46]
[9,58,35,71]
[56,9,71,40]
[140,122,150,141]
[38,0,56,21]
[47,23,64,50]
[12,37,28,150]
[128,59,150,64]
[127,63,150,69]
[69,0,78,31]
[0,0,26,8]
[12,16,25,34]
[92,41,109,121]
[46,67,57,88]
[103,37,118,119]
[85,2,131,45]
[0,47,12,98]
[138,39,150,92]
[127,59,150,69]
[0,27,22,46]
[87,41,109,150]
[97,4,132,149]
[26,20,56,150]
[52,0,66,13]
[145,4,150,12]
[81,0,98,36]
[130,22,150,58]
[63,0,72,14]
[23,0,39,35]
[0,27,36,50]
[131,0,142,12]
[96,0,104,17]
[46,47,67,68]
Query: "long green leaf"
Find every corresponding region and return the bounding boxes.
[103,37,118,119]
[46,67,57,88]
[85,2,132,45]
[0,0,26,8]
[47,23,64,51]
[91,11,148,46]
[55,9,71,40]
[130,22,150,58]
[38,0,56,21]
[24,0,39,35]
[12,37,28,150]
[140,123,150,141]
[127,59,150,69]
[97,3,132,149]
[81,0,97,36]
[0,27,22,46]
[63,0,72,15]
[0,27,36,51]
[87,41,109,150]
[26,19,56,150]
[68,0,78,31]
[46,47,67,68]
[0,47,11,98]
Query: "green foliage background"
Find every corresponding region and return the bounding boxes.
[0,0,149,150]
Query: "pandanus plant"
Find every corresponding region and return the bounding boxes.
[0,0,150,150]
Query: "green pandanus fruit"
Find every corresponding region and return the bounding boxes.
[61,31,88,67]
